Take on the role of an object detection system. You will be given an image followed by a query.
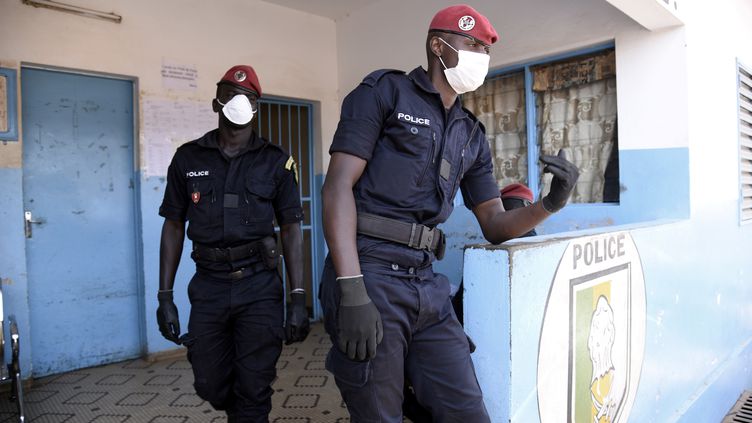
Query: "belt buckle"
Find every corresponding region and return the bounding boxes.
[228,268,244,280]
[418,226,435,250]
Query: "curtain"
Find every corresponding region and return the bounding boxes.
[463,72,528,187]
[534,50,618,203]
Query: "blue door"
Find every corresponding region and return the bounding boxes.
[21,67,141,376]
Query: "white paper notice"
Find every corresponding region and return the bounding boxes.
[142,97,216,177]
[0,75,7,132]
[161,59,198,91]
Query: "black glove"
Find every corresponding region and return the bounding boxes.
[337,275,383,361]
[285,291,311,345]
[540,149,580,213]
[156,290,181,345]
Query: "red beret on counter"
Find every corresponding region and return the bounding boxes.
[429,4,498,45]
[217,65,262,97]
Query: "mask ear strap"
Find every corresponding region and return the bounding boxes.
[438,56,449,71]
[438,37,459,53]
[436,37,457,71]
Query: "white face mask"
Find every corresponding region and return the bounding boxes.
[438,37,490,94]
[217,94,255,126]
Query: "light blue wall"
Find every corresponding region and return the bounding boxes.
[140,174,194,354]
[464,247,512,419]
[464,213,752,422]
[435,147,691,290]
[537,147,690,234]
[0,168,33,377]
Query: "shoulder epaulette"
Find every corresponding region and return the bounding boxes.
[284,155,299,184]
[361,69,405,87]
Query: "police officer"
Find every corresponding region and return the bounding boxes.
[156,65,310,422]
[501,183,538,237]
[320,5,579,422]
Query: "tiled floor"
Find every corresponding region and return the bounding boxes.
[0,323,351,422]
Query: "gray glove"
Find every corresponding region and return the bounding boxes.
[156,290,181,345]
[337,275,383,361]
[540,149,580,213]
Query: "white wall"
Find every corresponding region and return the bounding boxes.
[337,0,639,91]
[0,0,340,173]
[684,0,752,216]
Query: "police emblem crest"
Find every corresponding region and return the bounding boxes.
[538,232,646,423]
[458,15,475,31]
[192,191,200,204]
[234,70,247,82]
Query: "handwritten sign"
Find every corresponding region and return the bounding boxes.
[161,59,198,91]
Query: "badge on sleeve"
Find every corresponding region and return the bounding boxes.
[284,156,299,184]
[192,191,201,204]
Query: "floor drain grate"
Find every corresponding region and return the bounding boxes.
[723,390,752,423]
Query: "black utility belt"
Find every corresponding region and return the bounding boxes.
[192,236,280,270]
[356,213,446,260]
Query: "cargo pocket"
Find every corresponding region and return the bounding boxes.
[243,178,276,225]
[325,346,371,388]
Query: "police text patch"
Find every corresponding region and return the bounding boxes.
[186,170,210,178]
[397,112,430,127]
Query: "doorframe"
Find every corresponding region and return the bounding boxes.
[257,95,323,320]
[20,63,147,355]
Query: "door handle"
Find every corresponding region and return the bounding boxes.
[24,211,44,239]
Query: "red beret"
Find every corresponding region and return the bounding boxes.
[217,65,262,97]
[501,183,534,203]
[429,4,498,45]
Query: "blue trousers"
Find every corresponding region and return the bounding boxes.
[320,243,490,423]
[182,264,284,422]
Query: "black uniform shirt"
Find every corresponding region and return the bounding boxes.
[330,66,499,228]
[160,129,302,250]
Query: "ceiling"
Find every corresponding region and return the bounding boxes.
[259,0,377,21]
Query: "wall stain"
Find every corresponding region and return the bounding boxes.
[81,101,100,113]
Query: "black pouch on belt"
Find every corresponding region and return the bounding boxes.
[435,231,447,261]
[259,235,280,270]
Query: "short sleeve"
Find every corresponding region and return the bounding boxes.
[329,84,388,161]
[159,154,188,221]
[460,134,500,209]
[273,157,304,225]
